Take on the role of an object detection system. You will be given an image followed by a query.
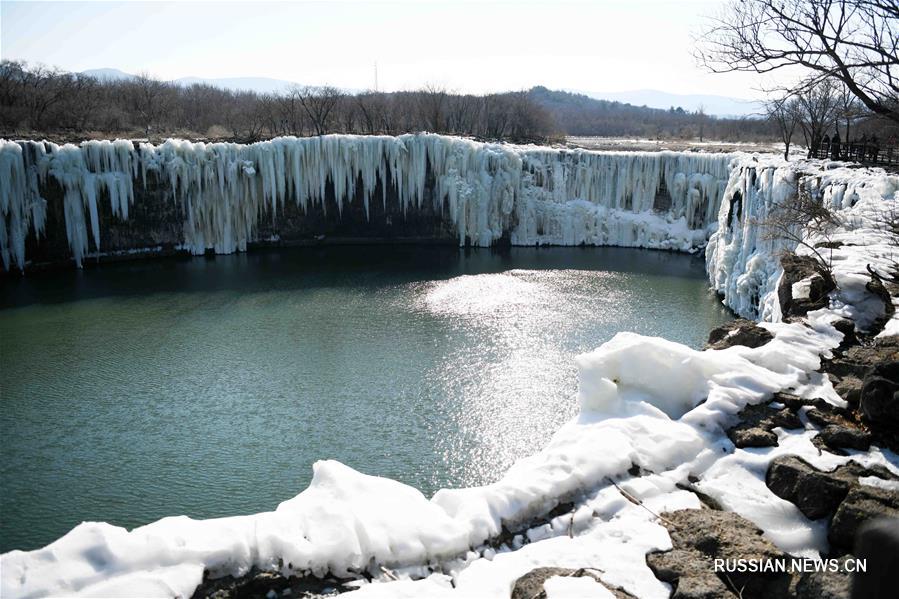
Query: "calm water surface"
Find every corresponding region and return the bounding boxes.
[0,246,731,552]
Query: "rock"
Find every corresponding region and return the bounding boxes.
[730,427,779,448]
[830,486,899,551]
[647,547,734,599]
[831,319,858,349]
[778,254,835,318]
[646,509,793,599]
[865,271,897,335]
[766,456,859,520]
[771,392,808,412]
[833,376,864,407]
[191,569,347,599]
[851,518,899,599]
[818,425,872,451]
[825,340,899,379]
[859,363,899,428]
[807,408,843,428]
[727,402,802,448]
[707,319,774,350]
[510,567,634,599]
[795,556,854,599]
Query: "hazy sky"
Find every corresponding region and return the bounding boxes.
[1,0,764,97]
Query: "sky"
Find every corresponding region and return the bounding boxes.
[0,0,764,98]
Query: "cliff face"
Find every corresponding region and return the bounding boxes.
[1,134,734,272]
[21,164,456,268]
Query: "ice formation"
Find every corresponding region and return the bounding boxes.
[2,146,898,599]
[0,135,733,270]
[706,157,899,325]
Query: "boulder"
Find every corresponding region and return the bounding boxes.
[646,509,793,598]
[510,567,633,599]
[831,318,859,349]
[833,376,864,407]
[818,425,872,451]
[826,340,899,379]
[647,547,734,599]
[795,556,854,599]
[727,402,802,448]
[730,428,779,448]
[778,254,835,318]
[830,486,899,551]
[707,319,774,350]
[807,408,843,428]
[859,363,899,429]
[851,518,899,599]
[765,456,859,520]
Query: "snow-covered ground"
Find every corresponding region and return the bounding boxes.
[567,136,785,155]
[1,141,898,599]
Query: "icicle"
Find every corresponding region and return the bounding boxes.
[4,134,743,269]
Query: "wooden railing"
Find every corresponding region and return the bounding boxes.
[809,140,899,167]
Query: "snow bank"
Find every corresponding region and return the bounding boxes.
[707,156,899,325]
[0,135,733,270]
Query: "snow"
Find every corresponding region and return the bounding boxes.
[791,277,813,300]
[2,142,898,598]
[1,135,733,269]
[543,575,615,598]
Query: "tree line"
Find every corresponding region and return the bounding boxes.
[0,61,554,143]
[528,86,774,141]
[1,60,781,144]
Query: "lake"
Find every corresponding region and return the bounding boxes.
[0,246,731,552]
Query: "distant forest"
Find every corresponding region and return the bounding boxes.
[0,60,800,144]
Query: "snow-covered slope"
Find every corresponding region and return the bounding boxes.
[0,135,733,271]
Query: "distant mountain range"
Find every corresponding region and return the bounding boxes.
[81,68,762,117]
[82,68,297,95]
[580,89,763,118]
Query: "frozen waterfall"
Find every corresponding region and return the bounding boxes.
[706,157,899,324]
[0,134,734,270]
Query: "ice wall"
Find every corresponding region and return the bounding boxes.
[706,156,899,323]
[0,135,734,270]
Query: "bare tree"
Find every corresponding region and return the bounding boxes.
[767,95,801,160]
[697,0,899,124]
[294,85,344,137]
[126,73,169,137]
[416,84,449,133]
[19,64,73,129]
[483,93,513,139]
[62,75,105,130]
[280,86,308,135]
[835,82,866,140]
[758,184,843,270]
[695,104,707,142]
[794,78,842,156]
[0,61,560,142]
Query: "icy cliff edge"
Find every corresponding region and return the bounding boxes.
[1,134,732,270]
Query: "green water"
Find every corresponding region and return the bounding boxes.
[0,246,731,552]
